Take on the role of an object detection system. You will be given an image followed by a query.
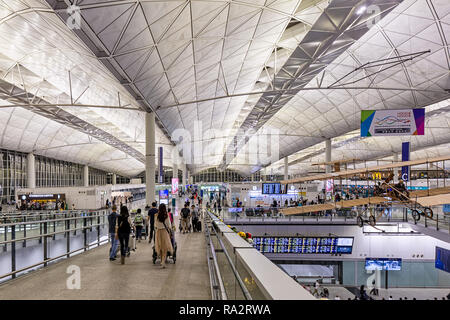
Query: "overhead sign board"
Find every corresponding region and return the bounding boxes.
[361,109,425,137]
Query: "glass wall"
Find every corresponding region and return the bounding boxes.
[0,148,112,204]
[342,260,450,288]
[35,155,83,188]
[193,168,245,183]
[88,167,107,186]
[0,149,27,204]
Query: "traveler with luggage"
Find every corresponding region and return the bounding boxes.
[133,208,144,242]
[147,202,158,243]
[108,205,119,261]
[180,204,191,234]
[191,205,199,232]
[115,206,132,265]
[154,203,173,269]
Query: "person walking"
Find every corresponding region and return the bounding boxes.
[154,204,173,269]
[180,203,191,233]
[133,208,144,242]
[115,206,132,265]
[147,202,158,243]
[191,204,199,232]
[108,205,119,261]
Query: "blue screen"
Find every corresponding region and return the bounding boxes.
[365,259,384,270]
[435,246,450,273]
[384,259,402,271]
[252,236,353,254]
[365,258,402,270]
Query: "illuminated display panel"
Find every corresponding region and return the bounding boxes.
[261,183,287,194]
[252,236,354,254]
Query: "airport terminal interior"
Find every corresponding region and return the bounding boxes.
[0,0,449,301]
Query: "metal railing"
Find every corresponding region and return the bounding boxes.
[215,206,449,233]
[0,209,110,281]
[204,209,315,300]
[204,209,252,300]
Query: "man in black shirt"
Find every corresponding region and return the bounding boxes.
[147,202,158,243]
[180,204,191,234]
[107,205,119,261]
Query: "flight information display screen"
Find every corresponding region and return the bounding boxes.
[261,183,287,194]
[252,236,353,254]
[365,258,402,271]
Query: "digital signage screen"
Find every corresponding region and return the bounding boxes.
[262,183,287,194]
[252,236,353,254]
[159,189,169,199]
[365,258,384,270]
[365,258,402,271]
[435,246,450,273]
[384,258,402,271]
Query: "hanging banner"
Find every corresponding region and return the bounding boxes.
[171,178,179,195]
[326,179,334,193]
[361,109,425,137]
[401,142,410,181]
[158,147,163,183]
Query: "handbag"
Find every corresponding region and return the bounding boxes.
[163,220,172,237]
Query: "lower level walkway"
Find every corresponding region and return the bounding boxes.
[0,219,211,299]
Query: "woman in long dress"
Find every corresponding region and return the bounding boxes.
[154,203,173,268]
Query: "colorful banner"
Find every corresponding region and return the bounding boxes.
[158,147,163,183]
[326,179,334,193]
[361,109,425,136]
[401,142,410,181]
[171,178,179,195]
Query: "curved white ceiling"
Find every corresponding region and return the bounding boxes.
[0,0,448,178]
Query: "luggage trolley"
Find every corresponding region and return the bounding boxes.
[152,229,177,264]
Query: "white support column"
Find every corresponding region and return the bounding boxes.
[251,174,254,182]
[325,138,332,173]
[393,153,399,183]
[187,171,191,184]
[83,165,89,187]
[284,157,289,180]
[27,153,35,189]
[146,112,156,205]
[181,163,186,186]
[112,173,117,185]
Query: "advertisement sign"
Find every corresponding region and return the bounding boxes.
[435,247,450,273]
[443,204,450,213]
[401,141,410,181]
[361,108,425,136]
[365,258,402,271]
[171,178,179,195]
[159,189,168,199]
[325,179,334,193]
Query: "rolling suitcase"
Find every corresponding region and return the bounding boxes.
[196,220,202,232]
[128,232,136,255]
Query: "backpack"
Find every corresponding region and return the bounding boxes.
[134,214,143,225]
[181,208,190,218]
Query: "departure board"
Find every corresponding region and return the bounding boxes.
[252,236,353,254]
[262,183,287,194]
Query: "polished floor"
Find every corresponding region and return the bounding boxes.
[0,212,211,300]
